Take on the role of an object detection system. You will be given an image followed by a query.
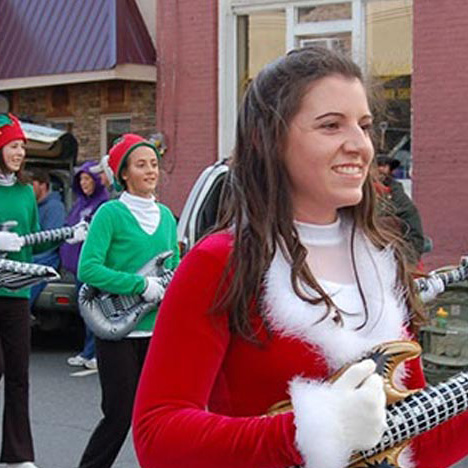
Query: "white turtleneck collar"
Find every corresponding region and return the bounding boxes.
[294,216,343,246]
[0,171,17,187]
[119,191,160,235]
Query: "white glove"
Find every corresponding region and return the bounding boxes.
[141,276,165,303]
[420,275,445,303]
[0,231,24,252]
[331,359,387,450]
[291,359,387,468]
[66,221,89,245]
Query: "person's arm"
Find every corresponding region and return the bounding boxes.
[77,205,146,295]
[133,236,303,468]
[162,206,180,271]
[390,180,425,259]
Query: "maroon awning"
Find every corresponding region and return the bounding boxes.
[0,0,155,79]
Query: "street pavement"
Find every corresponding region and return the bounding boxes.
[0,330,467,468]
[0,331,139,468]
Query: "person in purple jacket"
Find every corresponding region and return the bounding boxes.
[60,161,109,370]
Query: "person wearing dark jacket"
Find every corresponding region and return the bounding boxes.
[376,155,425,265]
[30,169,66,305]
[60,161,109,369]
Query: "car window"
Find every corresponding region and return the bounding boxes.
[195,171,226,240]
[177,160,229,255]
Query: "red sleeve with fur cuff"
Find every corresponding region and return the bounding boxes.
[132,233,303,468]
[404,354,468,468]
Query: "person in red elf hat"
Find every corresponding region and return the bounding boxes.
[0,113,40,468]
[76,133,179,468]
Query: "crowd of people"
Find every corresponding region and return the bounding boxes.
[0,45,467,468]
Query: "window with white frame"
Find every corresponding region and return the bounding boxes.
[365,0,413,184]
[219,0,364,158]
[101,115,131,155]
[221,0,413,189]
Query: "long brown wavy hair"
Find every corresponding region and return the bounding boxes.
[214,46,425,341]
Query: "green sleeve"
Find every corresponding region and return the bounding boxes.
[77,206,146,295]
[169,217,180,270]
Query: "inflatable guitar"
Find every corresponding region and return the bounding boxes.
[0,220,89,250]
[0,221,88,289]
[0,258,60,290]
[78,251,174,341]
[269,341,468,468]
[415,256,468,294]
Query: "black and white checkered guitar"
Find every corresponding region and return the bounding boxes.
[271,341,468,468]
[0,258,60,290]
[0,220,89,249]
[78,251,174,341]
[0,221,86,290]
[415,256,468,293]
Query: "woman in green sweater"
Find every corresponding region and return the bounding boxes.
[77,134,180,468]
[0,114,40,468]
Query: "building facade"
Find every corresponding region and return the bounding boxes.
[156,1,414,209]
[157,0,468,268]
[413,1,468,269]
[0,0,157,162]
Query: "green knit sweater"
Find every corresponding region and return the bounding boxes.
[0,183,41,299]
[78,200,180,333]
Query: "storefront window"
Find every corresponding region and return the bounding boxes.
[298,3,352,23]
[227,0,412,186]
[237,10,286,100]
[101,116,131,154]
[366,0,413,182]
[297,31,351,55]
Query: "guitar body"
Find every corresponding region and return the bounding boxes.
[346,341,420,468]
[270,340,466,468]
[78,251,174,340]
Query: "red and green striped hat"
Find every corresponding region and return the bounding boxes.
[108,133,160,185]
[0,113,26,149]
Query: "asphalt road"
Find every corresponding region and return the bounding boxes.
[0,330,467,468]
[0,330,139,468]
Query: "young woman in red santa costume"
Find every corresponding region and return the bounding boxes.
[132,47,468,468]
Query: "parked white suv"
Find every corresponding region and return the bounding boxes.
[177,158,229,256]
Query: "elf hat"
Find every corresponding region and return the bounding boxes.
[108,133,160,184]
[0,113,26,150]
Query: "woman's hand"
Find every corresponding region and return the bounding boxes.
[291,359,387,468]
[419,275,445,303]
[0,231,24,252]
[331,359,387,450]
[66,221,89,245]
[141,276,166,303]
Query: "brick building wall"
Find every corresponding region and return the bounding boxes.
[155,0,218,215]
[413,1,468,269]
[12,81,156,163]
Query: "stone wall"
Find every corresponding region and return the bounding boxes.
[12,81,156,163]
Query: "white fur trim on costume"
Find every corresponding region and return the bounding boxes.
[263,219,410,372]
[290,377,416,468]
[399,446,416,468]
[290,377,353,468]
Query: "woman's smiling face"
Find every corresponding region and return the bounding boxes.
[284,74,374,224]
[121,146,159,198]
[1,139,26,173]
